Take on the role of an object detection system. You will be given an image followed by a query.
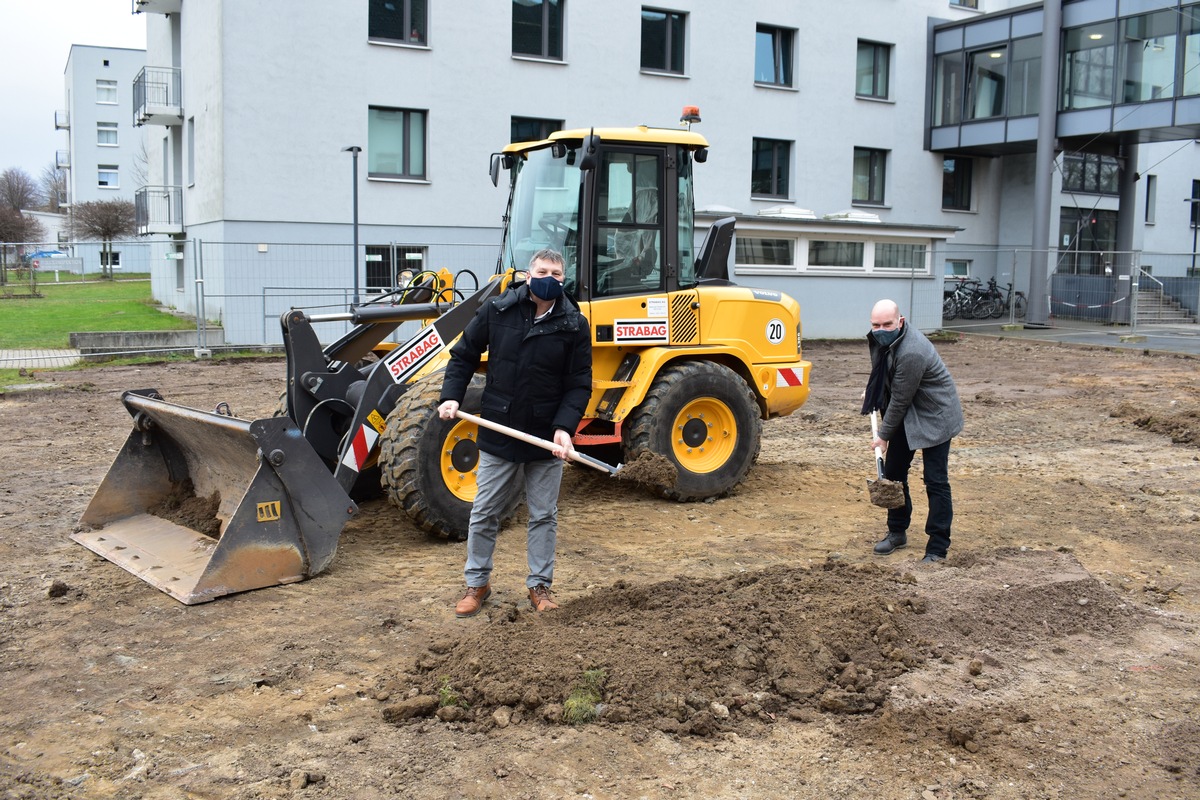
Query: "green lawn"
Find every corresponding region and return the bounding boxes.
[0,276,195,349]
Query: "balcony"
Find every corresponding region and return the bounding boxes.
[56,150,70,169]
[54,110,69,130]
[133,66,182,127]
[132,0,182,14]
[135,185,183,235]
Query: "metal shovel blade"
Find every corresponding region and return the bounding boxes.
[74,391,356,604]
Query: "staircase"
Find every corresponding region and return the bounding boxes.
[1136,289,1197,324]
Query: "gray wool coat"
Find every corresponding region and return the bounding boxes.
[867,323,963,450]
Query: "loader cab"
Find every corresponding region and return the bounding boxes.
[499,126,706,302]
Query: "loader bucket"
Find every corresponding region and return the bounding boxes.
[74,390,357,604]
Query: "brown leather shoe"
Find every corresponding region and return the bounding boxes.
[455,584,491,618]
[528,584,558,612]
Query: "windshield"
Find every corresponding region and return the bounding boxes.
[502,147,584,296]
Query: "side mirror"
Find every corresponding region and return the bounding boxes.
[578,132,600,172]
[489,153,501,187]
[551,141,567,159]
[694,147,708,164]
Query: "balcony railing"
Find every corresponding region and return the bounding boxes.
[56,150,70,169]
[135,185,183,235]
[133,66,182,127]
[54,110,69,130]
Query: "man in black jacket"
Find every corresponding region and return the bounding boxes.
[437,249,593,617]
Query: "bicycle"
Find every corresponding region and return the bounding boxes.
[971,277,1005,319]
[943,278,981,320]
[998,281,1027,320]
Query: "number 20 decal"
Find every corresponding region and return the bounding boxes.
[765,318,786,345]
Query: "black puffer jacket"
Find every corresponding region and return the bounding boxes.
[439,283,592,462]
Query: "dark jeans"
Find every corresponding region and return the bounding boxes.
[884,422,953,558]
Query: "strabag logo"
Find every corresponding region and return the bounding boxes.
[614,319,669,344]
[384,326,443,383]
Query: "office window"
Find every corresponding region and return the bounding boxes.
[1061,152,1119,195]
[511,116,563,143]
[943,156,973,210]
[1119,11,1176,103]
[97,122,118,146]
[751,138,790,198]
[365,244,426,291]
[369,0,427,44]
[513,0,563,60]
[809,240,864,268]
[946,259,971,278]
[735,236,794,267]
[98,165,119,188]
[853,148,887,205]
[96,79,117,104]
[856,41,890,99]
[951,0,979,7]
[1062,22,1116,109]
[368,107,426,179]
[100,251,121,268]
[755,25,794,87]
[641,8,685,73]
[1009,35,1041,116]
[967,46,1006,119]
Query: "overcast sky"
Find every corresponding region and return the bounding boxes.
[0,0,146,180]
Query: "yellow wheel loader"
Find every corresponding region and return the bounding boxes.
[75,116,811,604]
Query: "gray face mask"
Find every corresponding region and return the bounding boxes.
[871,327,901,347]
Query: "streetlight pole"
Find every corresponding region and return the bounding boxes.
[343,146,362,306]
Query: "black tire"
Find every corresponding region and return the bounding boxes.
[1014,294,1028,319]
[942,296,958,320]
[623,361,761,502]
[378,372,522,540]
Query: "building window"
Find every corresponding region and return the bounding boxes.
[1062,22,1116,109]
[1185,10,1200,95]
[368,107,426,179]
[641,8,685,74]
[755,25,794,87]
[187,117,195,186]
[1145,174,1157,223]
[942,157,972,210]
[368,0,427,45]
[967,46,1006,119]
[365,244,426,292]
[933,52,964,125]
[735,236,794,267]
[875,243,927,271]
[856,41,890,99]
[951,0,979,7]
[98,165,119,188]
[1191,180,1200,227]
[946,259,971,278]
[1009,36,1041,116]
[809,240,865,268]
[100,251,121,269]
[853,147,887,205]
[1119,11,1176,103]
[513,0,563,60]
[96,79,117,104]
[1061,152,1119,195]
[511,116,563,143]
[751,138,790,198]
[97,121,118,146]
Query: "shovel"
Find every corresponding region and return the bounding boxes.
[867,410,905,509]
[454,410,623,475]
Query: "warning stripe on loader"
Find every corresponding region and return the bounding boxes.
[775,367,804,387]
[340,424,380,473]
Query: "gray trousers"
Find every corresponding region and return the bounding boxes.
[464,450,563,589]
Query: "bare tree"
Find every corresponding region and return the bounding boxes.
[70,200,136,280]
[0,168,43,213]
[0,208,47,286]
[39,163,69,213]
[129,137,150,189]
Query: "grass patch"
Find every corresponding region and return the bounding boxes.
[0,276,195,349]
[436,676,467,709]
[562,668,607,725]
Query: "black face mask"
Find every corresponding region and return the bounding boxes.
[871,327,901,347]
[529,275,564,300]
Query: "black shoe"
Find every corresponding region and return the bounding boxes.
[873,533,907,556]
[921,554,945,564]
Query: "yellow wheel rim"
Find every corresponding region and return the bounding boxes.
[440,419,480,502]
[670,397,737,474]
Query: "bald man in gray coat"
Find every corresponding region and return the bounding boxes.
[862,299,963,562]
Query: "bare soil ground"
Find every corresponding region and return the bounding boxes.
[1,336,1198,800]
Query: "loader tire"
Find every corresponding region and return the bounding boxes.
[378,372,521,540]
[624,361,761,502]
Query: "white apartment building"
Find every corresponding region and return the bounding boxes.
[127,0,1200,341]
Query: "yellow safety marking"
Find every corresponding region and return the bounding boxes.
[256,501,282,522]
[367,409,387,433]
